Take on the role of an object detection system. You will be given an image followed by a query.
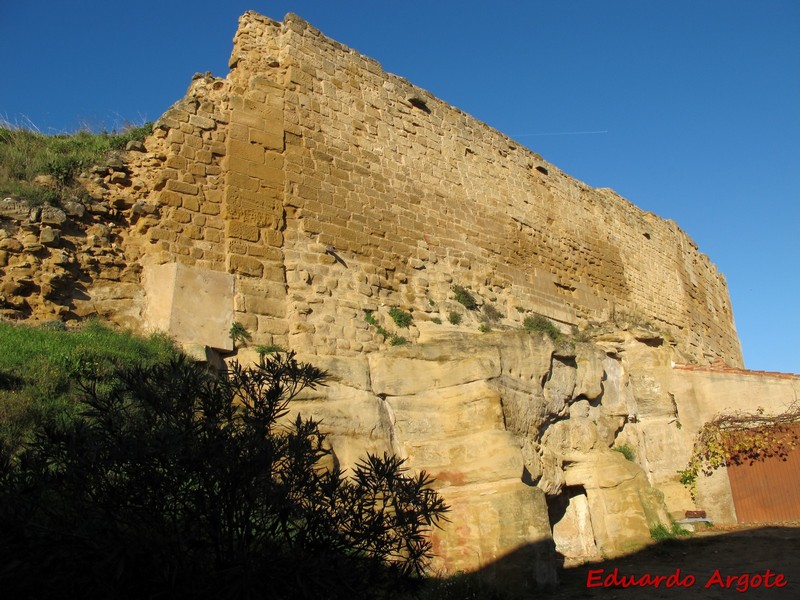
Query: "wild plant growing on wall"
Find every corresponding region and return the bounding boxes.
[679,404,800,498]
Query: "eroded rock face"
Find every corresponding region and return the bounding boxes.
[266,330,685,587]
[284,336,560,589]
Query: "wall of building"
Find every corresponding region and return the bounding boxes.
[148,10,738,364]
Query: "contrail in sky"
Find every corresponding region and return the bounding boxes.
[512,130,609,137]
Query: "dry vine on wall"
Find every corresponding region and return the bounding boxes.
[679,403,800,498]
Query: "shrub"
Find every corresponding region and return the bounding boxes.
[365,310,392,340]
[451,285,477,310]
[389,307,413,328]
[390,335,409,346]
[447,311,462,325]
[256,343,285,355]
[228,321,251,345]
[479,323,491,333]
[482,304,503,323]
[522,315,560,341]
[432,317,442,325]
[0,353,449,598]
[613,443,636,461]
[650,522,692,542]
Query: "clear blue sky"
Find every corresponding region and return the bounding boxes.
[1,1,798,373]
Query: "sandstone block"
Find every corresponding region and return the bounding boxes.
[142,263,234,351]
[230,139,266,164]
[189,114,216,130]
[246,295,284,317]
[228,255,263,277]
[40,206,67,226]
[368,346,500,396]
[39,227,60,246]
[166,179,200,196]
[226,220,260,242]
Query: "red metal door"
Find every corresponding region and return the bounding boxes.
[727,425,800,523]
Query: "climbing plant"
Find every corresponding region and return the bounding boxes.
[679,403,800,498]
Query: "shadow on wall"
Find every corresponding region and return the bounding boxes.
[428,526,800,598]
[540,525,800,599]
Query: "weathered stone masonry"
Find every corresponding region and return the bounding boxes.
[134,11,741,366]
[4,11,794,590]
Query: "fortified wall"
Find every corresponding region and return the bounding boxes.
[125,11,740,365]
[2,10,779,592]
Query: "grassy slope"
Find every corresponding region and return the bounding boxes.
[0,123,152,205]
[0,320,180,453]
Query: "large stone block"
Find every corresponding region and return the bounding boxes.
[143,263,234,351]
[368,346,501,396]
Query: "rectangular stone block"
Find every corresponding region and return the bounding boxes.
[230,139,266,164]
[226,220,260,242]
[230,110,266,130]
[246,296,284,317]
[227,171,259,192]
[158,190,183,208]
[250,127,284,151]
[228,254,263,277]
[142,263,234,351]
[182,196,200,212]
[166,179,200,196]
[189,114,216,130]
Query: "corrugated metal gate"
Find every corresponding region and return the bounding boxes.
[727,424,800,523]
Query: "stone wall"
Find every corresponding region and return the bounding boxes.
[0,11,743,365]
[132,10,739,364]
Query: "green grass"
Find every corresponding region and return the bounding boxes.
[650,522,692,542]
[613,443,636,461]
[522,315,560,341]
[0,320,179,454]
[256,344,285,356]
[0,123,152,205]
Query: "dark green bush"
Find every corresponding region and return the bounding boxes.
[482,304,503,323]
[0,353,449,599]
[451,285,478,310]
[447,311,462,326]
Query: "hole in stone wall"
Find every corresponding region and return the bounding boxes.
[554,281,576,292]
[536,165,549,175]
[634,335,663,348]
[643,232,651,239]
[408,96,431,113]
